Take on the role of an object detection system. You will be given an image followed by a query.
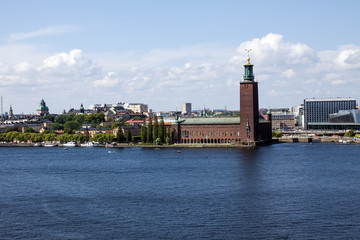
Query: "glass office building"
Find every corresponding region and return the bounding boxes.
[304,98,356,129]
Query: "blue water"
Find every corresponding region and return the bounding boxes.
[0,143,359,239]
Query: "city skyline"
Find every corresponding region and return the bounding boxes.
[1,1,360,114]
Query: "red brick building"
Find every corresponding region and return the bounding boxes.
[172,57,272,145]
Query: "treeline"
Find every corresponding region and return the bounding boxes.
[140,116,172,145]
[0,115,175,145]
[0,131,118,144]
[44,113,106,133]
[0,128,88,143]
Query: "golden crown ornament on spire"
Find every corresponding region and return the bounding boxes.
[245,49,252,64]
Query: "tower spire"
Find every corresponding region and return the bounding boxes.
[245,49,252,65]
[240,54,259,144]
[243,49,254,82]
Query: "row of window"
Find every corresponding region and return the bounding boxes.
[305,101,356,123]
[181,139,238,144]
[181,130,240,138]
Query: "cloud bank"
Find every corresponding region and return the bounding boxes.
[0,33,359,114]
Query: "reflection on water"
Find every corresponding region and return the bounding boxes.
[0,144,360,239]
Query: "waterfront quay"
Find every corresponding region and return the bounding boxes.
[0,142,255,148]
[277,129,360,143]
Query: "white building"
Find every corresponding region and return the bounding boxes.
[181,103,192,115]
[124,103,148,113]
[289,105,304,127]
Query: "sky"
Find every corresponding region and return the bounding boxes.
[1,0,360,114]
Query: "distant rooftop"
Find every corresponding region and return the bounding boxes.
[175,117,269,125]
[304,97,356,102]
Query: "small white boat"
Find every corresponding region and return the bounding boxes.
[44,143,58,147]
[339,139,351,144]
[80,142,99,147]
[33,143,42,147]
[63,141,77,147]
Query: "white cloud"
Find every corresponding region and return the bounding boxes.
[235,33,317,68]
[2,33,360,113]
[281,69,295,78]
[331,80,346,86]
[93,72,120,87]
[14,61,34,73]
[38,49,99,83]
[266,89,279,97]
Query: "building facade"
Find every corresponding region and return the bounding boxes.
[36,99,49,116]
[239,56,259,142]
[171,57,272,145]
[125,103,148,113]
[181,103,192,115]
[304,98,356,129]
[307,109,360,130]
[271,113,295,130]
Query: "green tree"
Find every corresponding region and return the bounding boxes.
[63,121,81,132]
[6,131,20,142]
[141,119,147,143]
[29,133,41,142]
[159,117,165,143]
[344,130,355,137]
[43,114,55,122]
[55,115,67,124]
[74,114,85,125]
[65,114,75,122]
[167,127,171,139]
[25,128,35,133]
[84,113,105,124]
[153,116,158,143]
[117,128,125,143]
[72,133,86,143]
[155,138,161,145]
[50,122,63,131]
[147,117,153,144]
[126,130,132,143]
[5,127,20,133]
[90,133,114,143]
[272,131,282,138]
[44,133,56,141]
[58,133,71,143]
[111,122,121,130]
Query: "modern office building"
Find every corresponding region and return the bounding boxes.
[304,97,356,129]
[329,109,360,123]
[181,103,192,115]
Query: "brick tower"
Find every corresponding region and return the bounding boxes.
[240,56,259,143]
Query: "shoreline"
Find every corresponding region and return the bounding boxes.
[0,142,256,148]
[0,139,358,148]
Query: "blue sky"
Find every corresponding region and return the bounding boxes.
[1,0,360,114]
